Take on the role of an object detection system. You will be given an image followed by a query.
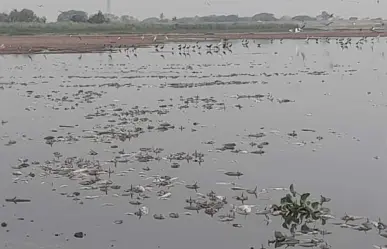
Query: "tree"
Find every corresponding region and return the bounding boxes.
[172,16,177,21]
[0,13,8,22]
[19,9,36,22]
[104,13,119,22]
[7,8,40,22]
[88,11,107,24]
[37,16,47,23]
[120,15,138,23]
[292,15,316,21]
[252,13,277,22]
[316,11,333,21]
[70,14,87,22]
[159,13,164,20]
[57,10,88,22]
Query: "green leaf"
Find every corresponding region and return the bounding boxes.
[311,202,319,209]
[311,210,321,220]
[286,216,292,225]
[290,184,296,197]
[290,224,297,234]
[301,193,310,202]
[286,194,293,203]
[300,213,305,223]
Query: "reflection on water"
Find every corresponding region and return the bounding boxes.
[0,39,386,249]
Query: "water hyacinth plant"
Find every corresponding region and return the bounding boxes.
[272,184,331,231]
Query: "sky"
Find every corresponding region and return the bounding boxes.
[1,0,386,22]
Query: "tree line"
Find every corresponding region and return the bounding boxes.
[0,9,108,24]
[0,9,347,24]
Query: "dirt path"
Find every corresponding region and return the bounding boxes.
[0,31,384,54]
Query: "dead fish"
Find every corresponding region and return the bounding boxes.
[219,216,234,222]
[101,203,114,207]
[169,213,179,218]
[246,186,258,197]
[79,186,93,190]
[5,197,31,204]
[224,171,243,177]
[320,214,335,220]
[352,225,372,232]
[231,186,246,191]
[158,192,172,200]
[256,208,271,216]
[185,182,200,192]
[299,243,317,248]
[233,193,248,204]
[301,129,316,132]
[184,205,201,213]
[342,213,363,223]
[12,171,23,176]
[129,200,142,205]
[153,214,165,220]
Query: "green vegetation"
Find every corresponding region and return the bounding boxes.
[0,22,299,35]
[0,8,340,35]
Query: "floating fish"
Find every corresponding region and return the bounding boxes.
[158,192,172,200]
[224,171,243,177]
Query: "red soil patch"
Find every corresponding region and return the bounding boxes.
[0,31,384,54]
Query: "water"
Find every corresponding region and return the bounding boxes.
[0,38,386,249]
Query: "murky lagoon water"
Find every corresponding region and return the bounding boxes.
[0,39,387,249]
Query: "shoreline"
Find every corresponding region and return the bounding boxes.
[0,30,384,54]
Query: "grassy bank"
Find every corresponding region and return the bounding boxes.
[0,22,299,35]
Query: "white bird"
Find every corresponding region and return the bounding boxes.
[141,35,145,40]
[165,35,169,40]
[153,35,157,42]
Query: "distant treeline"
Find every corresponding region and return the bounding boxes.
[0,22,300,35]
[0,9,383,35]
[0,9,371,24]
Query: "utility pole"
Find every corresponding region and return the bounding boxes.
[106,0,111,14]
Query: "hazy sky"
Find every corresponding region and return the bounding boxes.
[1,0,386,21]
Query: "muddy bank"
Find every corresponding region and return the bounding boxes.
[0,30,385,54]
